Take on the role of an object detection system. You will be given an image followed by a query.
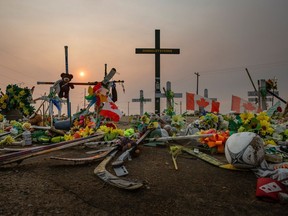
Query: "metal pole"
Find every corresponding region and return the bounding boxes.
[140,90,144,116]
[245,68,257,92]
[195,72,199,94]
[84,88,86,108]
[105,64,107,78]
[246,68,261,109]
[271,76,277,106]
[64,46,71,118]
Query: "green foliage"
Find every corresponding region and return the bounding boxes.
[0,84,35,117]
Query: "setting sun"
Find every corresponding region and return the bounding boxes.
[79,71,85,77]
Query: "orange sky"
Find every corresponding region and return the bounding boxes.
[0,0,288,115]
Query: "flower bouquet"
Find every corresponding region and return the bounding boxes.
[0,84,35,119]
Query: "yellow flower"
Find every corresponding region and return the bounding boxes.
[212,114,218,123]
[19,90,26,96]
[114,128,124,136]
[0,114,3,122]
[172,114,185,124]
[64,134,74,141]
[267,127,274,135]
[7,87,13,93]
[23,108,30,116]
[3,94,8,100]
[0,135,15,145]
[259,120,272,136]
[238,126,246,132]
[257,112,269,122]
[22,122,31,130]
[141,115,150,124]
[148,121,159,129]
[1,103,7,109]
[97,125,110,133]
[10,120,17,125]
[265,139,277,146]
[240,112,254,124]
[80,126,95,137]
[19,102,25,108]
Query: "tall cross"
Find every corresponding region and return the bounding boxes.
[135,29,180,115]
[156,81,182,112]
[132,90,152,115]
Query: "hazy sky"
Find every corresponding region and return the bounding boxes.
[0,0,287,115]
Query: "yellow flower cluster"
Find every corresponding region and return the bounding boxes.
[239,111,274,137]
[0,84,35,117]
[0,94,8,110]
[97,125,124,141]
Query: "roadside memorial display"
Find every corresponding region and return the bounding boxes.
[0,72,288,203]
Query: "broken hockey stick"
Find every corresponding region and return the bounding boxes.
[50,146,117,163]
[94,148,144,190]
[111,129,152,176]
[112,130,152,167]
[145,133,213,142]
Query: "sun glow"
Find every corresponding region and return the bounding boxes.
[79,71,85,77]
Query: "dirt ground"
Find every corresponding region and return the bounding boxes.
[0,118,287,216]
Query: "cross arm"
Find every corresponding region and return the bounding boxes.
[37,80,124,86]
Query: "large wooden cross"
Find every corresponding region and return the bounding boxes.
[132,90,152,115]
[135,29,180,115]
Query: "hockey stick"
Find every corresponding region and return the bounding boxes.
[94,148,144,190]
[50,146,117,163]
[0,133,103,166]
[111,129,152,176]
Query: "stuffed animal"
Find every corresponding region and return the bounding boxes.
[29,114,43,126]
[53,73,74,98]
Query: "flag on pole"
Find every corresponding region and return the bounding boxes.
[99,97,123,122]
[186,92,220,113]
[231,95,261,113]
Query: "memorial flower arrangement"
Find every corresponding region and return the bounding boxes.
[192,111,280,153]
[171,114,186,131]
[236,112,274,137]
[195,113,219,130]
[0,84,35,117]
[227,111,277,145]
[97,125,124,141]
